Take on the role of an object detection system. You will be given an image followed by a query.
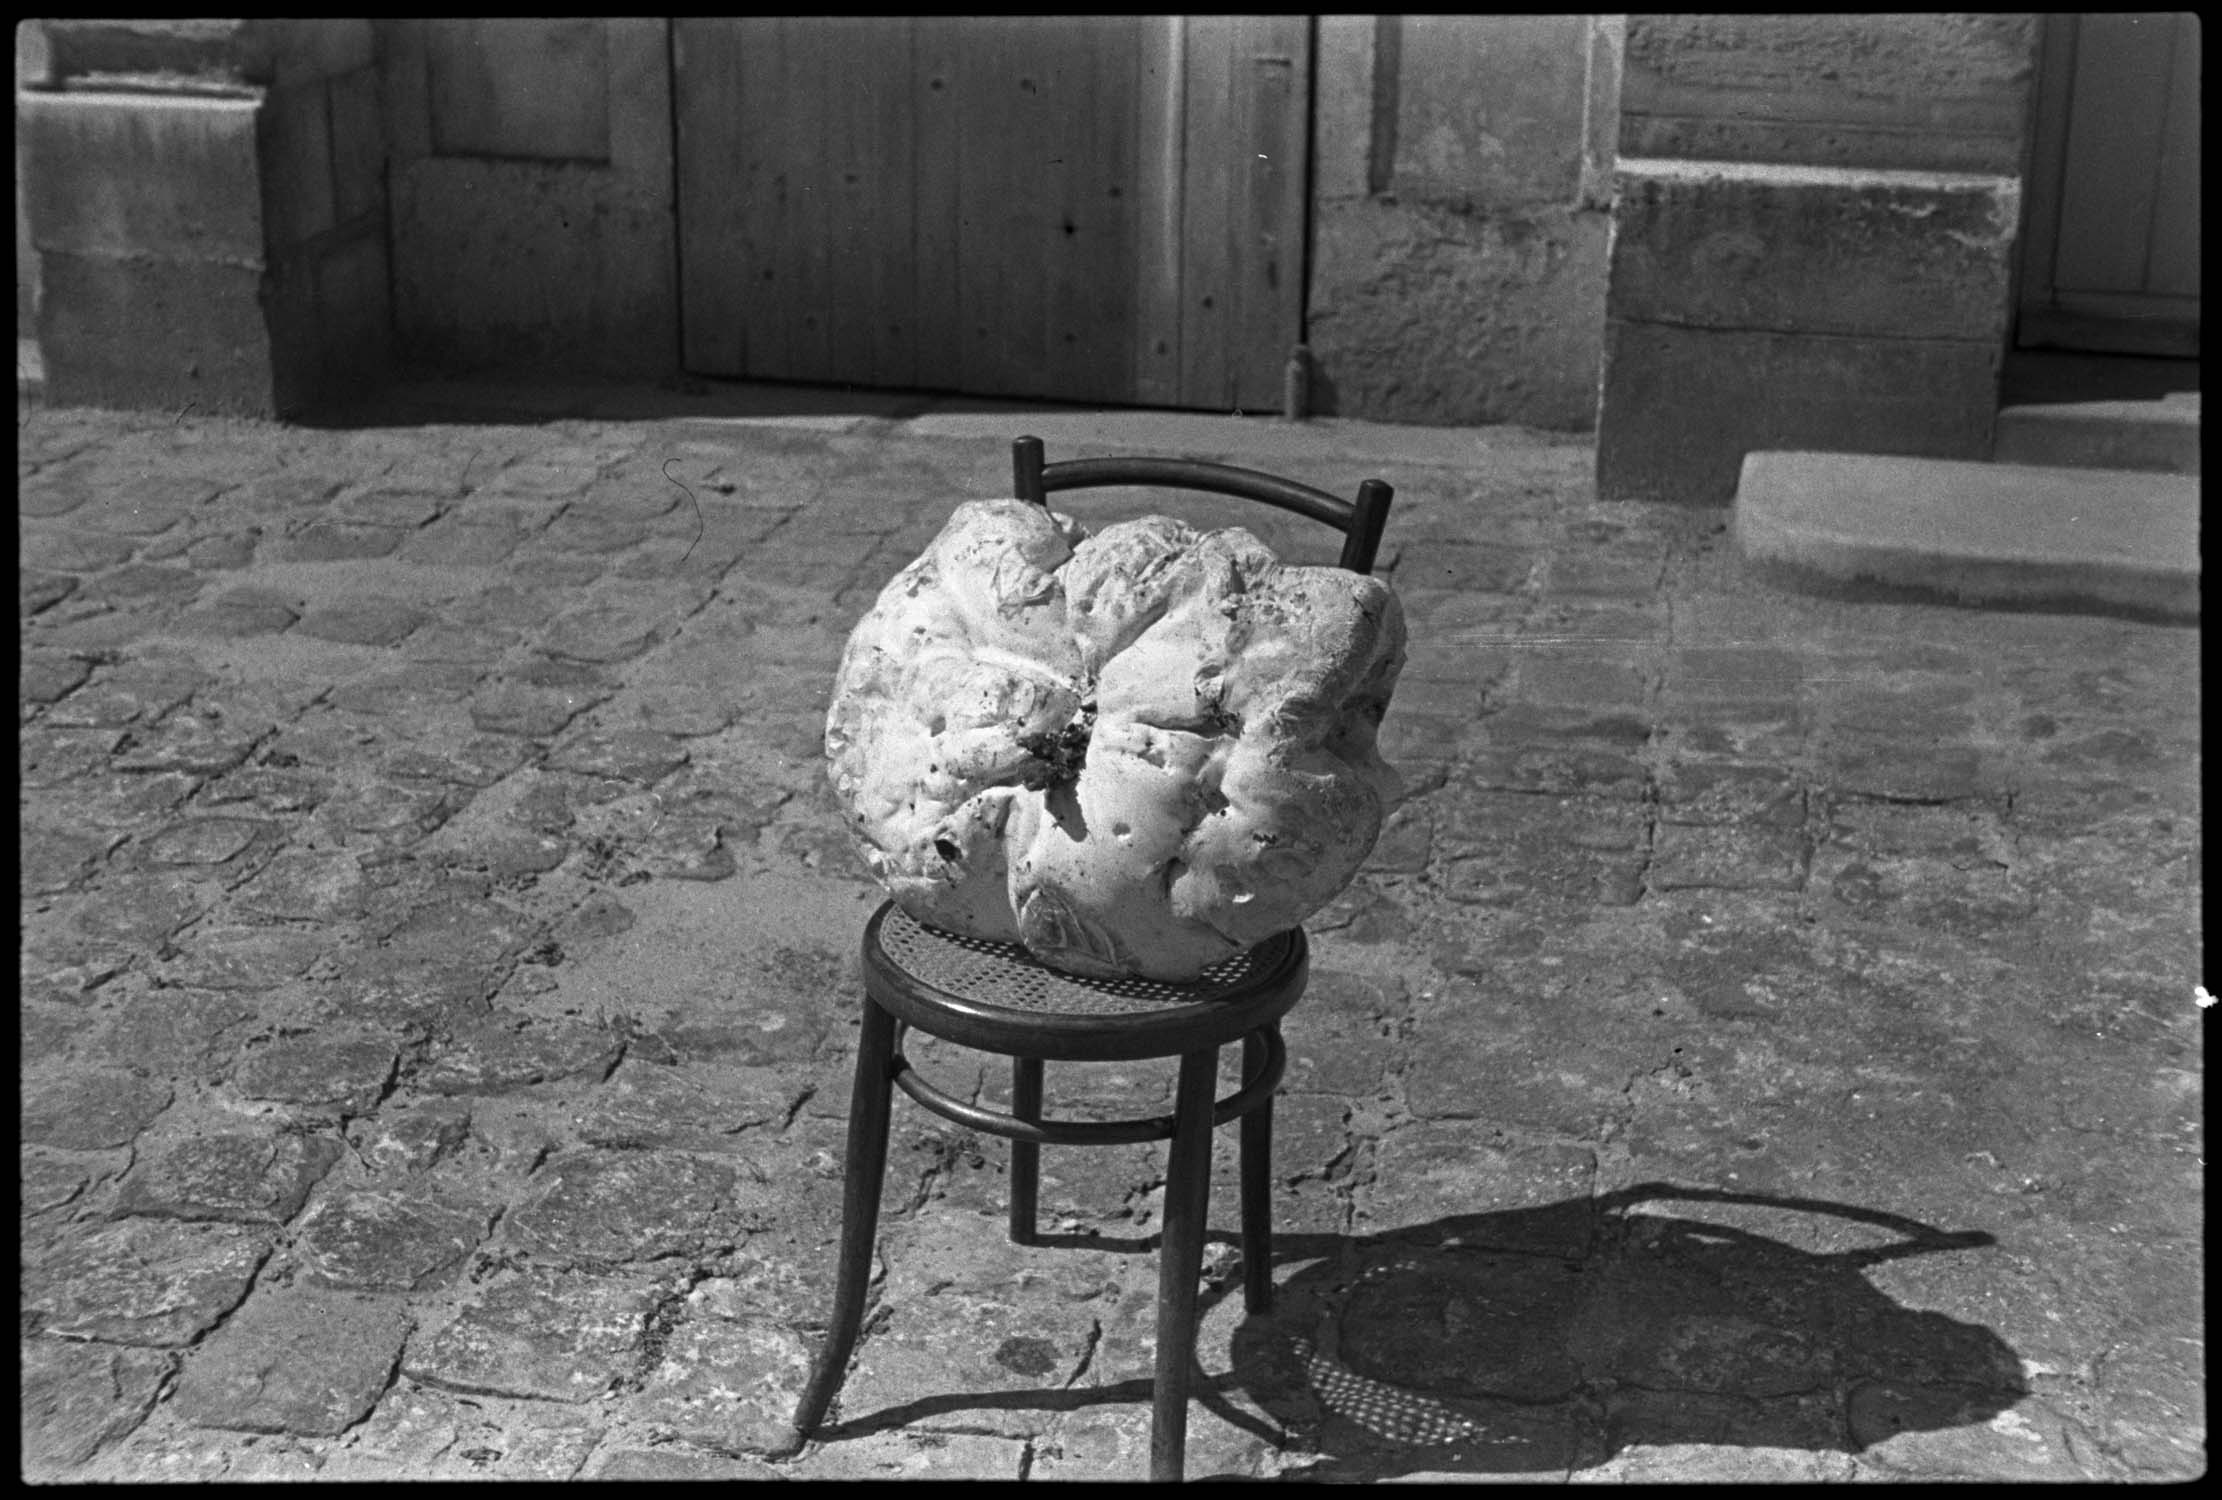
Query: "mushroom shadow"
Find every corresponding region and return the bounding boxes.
[1208,1181,2027,1479]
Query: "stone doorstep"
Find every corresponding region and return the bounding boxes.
[1733,451,2200,623]
[1992,396,2201,477]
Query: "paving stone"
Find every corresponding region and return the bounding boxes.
[174,586,299,636]
[184,529,261,569]
[20,1339,177,1471]
[1360,1129,1598,1256]
[20,822,124,893]
[404,1268,667,1403]
[233,1028,401,1112]
[469,682,599,738]
[294,598,430,648]
[396,513,523,567]
[417,1015,624,1095]
[91,989,263,1079]
[279,520,406,561]
[331,486,447,528]
[1648,823,1809,893]
[617,1314,814,1457]
[136,814,273,867]
[161,924,331,991]
[295,1191,498,1292]
[836,1287,1104,1441]
[504,1151,769,1267]
[327,662,481,716]
[545,725,688,783]
[631,689,736,737]
[114,1128,345,1225]
[353,1100,474,1176]
[231,849,369,922]
[573,1059,804,1151]
[21,650,96,704]
[381,893,537,968]
[111,713,260,775]
[24,1218,272,1345]
[20,1068,173,1150]
[170,1287,414,1437]
[67,873,214,948]
[539,598,680,662]
[20,725,123,785]
[20,528,138,574]
[22,566,81,615]
[1338,1246,1588,1403]
[78,562,206,609]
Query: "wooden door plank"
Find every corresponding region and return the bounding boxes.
[779,19,838,382]
[675,19,742,373]
[1045,18,1143,403]
[2054,12,2175,295]
[1133,16,1186,407]
[725,18,794,378]
[2144,12,2200,299]
[913,20,964,392]
[2014,13,2077,334]
[819,18,917,389]
[1179,19,1238,409]
[1233,14,1308,412]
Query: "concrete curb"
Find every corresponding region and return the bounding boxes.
[1993,394,2201,476]
[1734,450,2200,623]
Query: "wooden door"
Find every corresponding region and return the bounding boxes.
[674,17,1309,410]
[2018,13,2200,356]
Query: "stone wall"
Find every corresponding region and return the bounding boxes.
[1596,15,2039,504]
[1305,15,1622,431]
[18,19,389,416]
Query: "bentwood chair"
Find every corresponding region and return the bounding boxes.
[786,435,1394,1482]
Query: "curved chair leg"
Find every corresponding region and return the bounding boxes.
[1238,1028,1275,1315]
[788,996,899,1445]
[1009,1057,1044,1245]
[1150,1047,1219,1483]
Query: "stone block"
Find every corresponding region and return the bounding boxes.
[1609,160,2018,343]
[1394,15,1589,209]
[36,252,278,416]
[327,67,386,224]
[1618,14,2038,173]
[20,90,266,262]
[256,83,335,248]
[1596,322,1998,505]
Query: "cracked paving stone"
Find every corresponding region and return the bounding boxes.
[572,1059,803,1151]
[20,1068,174,1150]
[20,1339,177,1472]
[617,1315,812,1457]
[836,1288,1101,1441]
[417,1015,625,1095]
[353,1099,473,1175]
[21,650,96,703]
[231,848,369,922]
[112,714,261,775]
[161,925,332,991]
[63,769,203,830]
[20,725,124,785]
[68,874,214,948]
[638,817,737,881]
[20,824,125,894]
[470,826,572,878]
[632,690,734,738]
[293,598,430,648]
[405,1268,668,1404]
[22,567,80,615]
[544,726,688,784]
[21,1145,120,1217]
[44,661,209,728]
[295,1190,498,1291]
[135,814,274,867]
[538,599,675,662]
[24,1218,272,1345]
[378,733,531,788]
[504,1151,768,1267]
[1362,1131,1599,1256]
[113,1128,345,1224]
[170,1286,414,1438]
[381,893,536,968]
[233,1028,402,1112]
[93,988,263,1079]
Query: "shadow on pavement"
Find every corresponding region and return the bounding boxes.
[812,1183,2026,1479]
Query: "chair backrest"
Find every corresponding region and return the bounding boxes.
[1011,435,1393,576]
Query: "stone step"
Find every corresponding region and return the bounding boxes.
[1734,450,2200,622]
[1993,393,2201,475]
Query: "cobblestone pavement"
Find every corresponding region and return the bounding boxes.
[19,390,2203,1481]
